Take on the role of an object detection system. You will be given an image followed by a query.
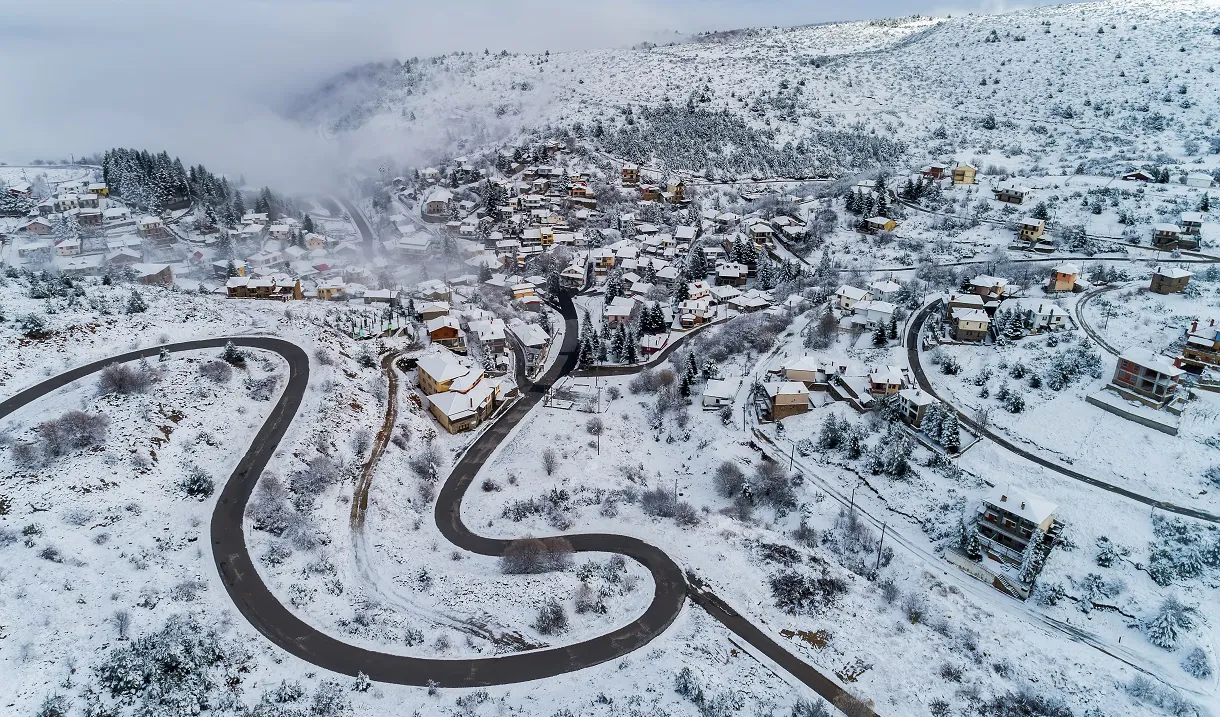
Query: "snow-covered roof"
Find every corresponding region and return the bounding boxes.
[764,381,808,398]
[1052,263,1079,275]
[1119,347,1184,378]
[835,285,870,301]
[1154,223,1182,233]
[898,388,937,406]
[1153,266,1192,279]
[469,318,506,343]
[952,308,989,323]
[869,366,904,386]
[1181,212,1205,224]
[984,484,1057,526]
[509,322,549,347]
[427,189,454,203]
[417,352,468,383]
[1017,217,1044,228]
[704,378,741,400]
[869,280,901,295]
[426,315,460,333]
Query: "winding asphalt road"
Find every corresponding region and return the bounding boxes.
[905,301,1220,524]
[0,304,869,710]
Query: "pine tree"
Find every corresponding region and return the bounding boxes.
[679,369,693,398]
[966,529,982,561]
[685,352,698,380]
[674,281,690,304]
[478,262,493,282]
[126,290,148,314]
[225,259,237,278]
[1019,529,1045,584]
[1201,193,1211,212]
[872,322,888,347]
[623,329,639,364]
[302,214,315,233]
[940,412,961,452]
[1031,201,1050,221]
[1146,596,1196,650]
[818,414,842,450]
[887,315,898,340]
[232,192,246,221]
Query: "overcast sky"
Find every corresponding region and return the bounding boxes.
[0,0,1078,189]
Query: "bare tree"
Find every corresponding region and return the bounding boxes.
[541,449,558,476]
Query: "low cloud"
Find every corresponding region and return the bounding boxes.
[0,0,1078,191]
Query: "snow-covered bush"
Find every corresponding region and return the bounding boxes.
[1147,515,1219,586]
[91,614,250,715]
[97,362,157,395]
[20,313,51,339]
[1126,675,1201,716]
[179,465,215,499]
[981,687,1073,717]
[500,537,573,574]
[533,598,569,635]
[198,360,233,384]
[1145,595,1197,649]
[408,441,442,482]
[244,375,279,401]
[36,410,109,460]
[713,461,747,498]
[1181,646,1212,678]
[769,569,848,615]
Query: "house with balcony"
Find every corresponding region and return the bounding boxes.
[1152,223,1188,249]
[834,285,872,311]
[950,308,991,342]
[1110,347,1183,408]
[976,484,1057,569]
[1180,320,1220,372]
[897,388,939,429]
[1181,212,1205,237]
[992,184,1033,204]
[621,164,640,187]
[1016,217,1045,245]
[951,163,977,185]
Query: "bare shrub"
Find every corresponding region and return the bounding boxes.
[313,348,335,366]
[351,429,372,457]
[500,537,574,574]
[409,442,442,482]
[714,461,747,498]
[674,501,700,527]
[291,456,341,504]
[198,360,233,384]
[245,375,280,401]
[641,486,678,518]
[10,441,39,467]
[37,410,109,459]
[97,363,157,395]
[902,592,926,624]
[586,417,604,435]
[831,693,875,717]
[541,448,558,475]
[112,610,131,640]
[533,598,569,635]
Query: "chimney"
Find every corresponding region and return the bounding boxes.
[1193,320,1199,333]
[1020,501,1027,510]
[1000,494,1007,503]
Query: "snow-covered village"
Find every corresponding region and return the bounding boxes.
[3,1,1220,716]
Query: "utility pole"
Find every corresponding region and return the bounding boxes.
[875,522,887,571]
[789,442,795,470]
[850,485,858,516]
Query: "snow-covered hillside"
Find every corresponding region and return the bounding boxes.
[289,0,1220,177]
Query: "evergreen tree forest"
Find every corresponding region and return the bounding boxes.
[100,148,301,228]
